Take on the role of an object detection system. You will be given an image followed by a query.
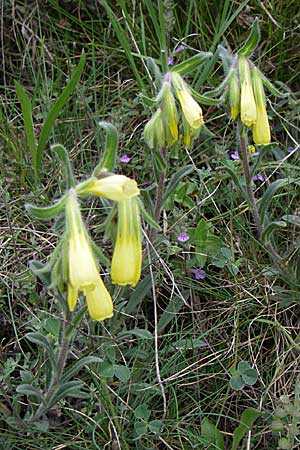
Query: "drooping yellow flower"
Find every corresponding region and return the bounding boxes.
[77,174,139,201]
[252,67,271,145]
[171,72,204,130]
[66,190,113,320]
[229,70,240,120]
[239,57,257,127]
[161,81,178,146]
[111,197,142,287]
[144,108,165,149]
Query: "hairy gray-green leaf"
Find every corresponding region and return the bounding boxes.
[238,17,260,56]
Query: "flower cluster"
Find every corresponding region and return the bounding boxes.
[228,56,271,145]
[144,72,204,149]
[30,172,142,322]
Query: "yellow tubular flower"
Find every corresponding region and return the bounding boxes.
[239,57,257,127]
[111,197,142,287]
[171,72,204,130]
[77,174,139,201]
[252,67,271,145]
[229,70,240,120]
[66,190,113,320]
[162,81,178,146]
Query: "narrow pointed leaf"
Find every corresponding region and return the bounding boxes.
[171,52,213,75]
[260,73,289,98]
[51,144,75,188]
[26,332,57,371]
[93,122,118,174]
[259,178,295,224]
[238,18,260,56]
[191,88,224,105]
[16,384,42,401]
[262,220,286,243]
[62,356,103,383]
[25,195,66,220]
[14,81,37,179]
[36,52,86,176]
[138,198,161,230]
[231,408,260,450]
[162,165,194,205]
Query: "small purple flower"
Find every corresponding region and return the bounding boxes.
[253,173,265,182]
[167,56,174,66]
[192,268,206,280]
[175,44,185,53]
[177,232,190,243]
[230,150,240,160]
[287,147,294,153]
[120,154,131,163]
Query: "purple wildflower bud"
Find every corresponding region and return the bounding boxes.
[120,154,131,163]
[253,173,264,182]
[230,150,240,160]
[287,147,294,153]
[177,232,190,243]
[167,56,174,66]
[175,44,185,53]
[192,268,206,280]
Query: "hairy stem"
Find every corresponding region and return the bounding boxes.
[239,129,262,239]
[30,310,72,422]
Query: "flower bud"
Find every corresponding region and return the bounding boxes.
[229,70,240,120]
[171,72,204,130]
[239,56,257,127]
[144,108,165,149]
[161,81,178,146]
[252,67,271,145]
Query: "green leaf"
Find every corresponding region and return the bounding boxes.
[126,275,153,314]
[102,1,145,92]
[191,87,224,105]
[52,381,86,405]
[201,417,225,450]
[99,361,115,378]
[282,215,300,227]
[238,17,260,56]
[171,52,213,75]
[162,165,194,205]
[261,221,287,243]
[93,122,118,174]
[118,328,153,340]
[230,375,245,391]
[44,318,60,338]
[220,159,247,197]
[26,332,57,371]
[260,73,289,98]
[259,178,295,224]
[241,368,258,386]
[149,419,163,434]
[174,337,207,350]
[237,361,251,374]
[114,364,131,382]
[134,421,148,436]
[138,198,161,231]
[16,384,42,401]
[194,219,209,267]
[231,408,260,450]
[51,144,75,188]
[29,260,52,287]
[135,405,151,421]
[25,195,66,220]
[158,294,185,332]
[14,81,37,181]
[36,52,86,178]
[62,356,103,383]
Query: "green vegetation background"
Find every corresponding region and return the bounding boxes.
[1,1,300,449]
